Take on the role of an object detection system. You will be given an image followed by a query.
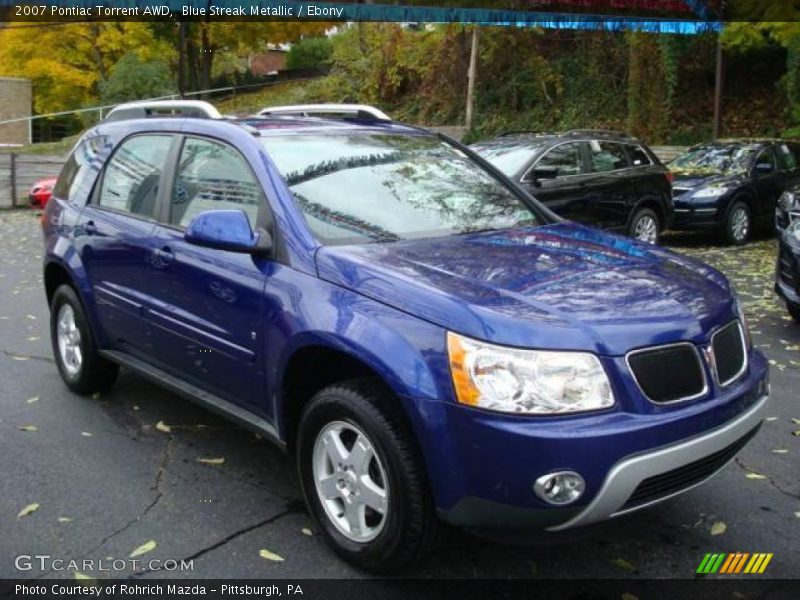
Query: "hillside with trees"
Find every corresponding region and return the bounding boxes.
[1,21,798,146]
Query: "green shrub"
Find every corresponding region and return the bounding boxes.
[286,37,333,70]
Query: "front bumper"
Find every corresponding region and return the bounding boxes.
[431,349,769,530]
[548,392,768,530]
[671,206,721,229]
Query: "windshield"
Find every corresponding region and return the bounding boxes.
[261,133,541,245]
[670,144,757,176]
[470,142,544,175]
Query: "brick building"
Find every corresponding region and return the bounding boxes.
[248,49,288,76]
[0,77,32,146]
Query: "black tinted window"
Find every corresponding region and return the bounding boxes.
[755,147,776,171]
[261,133,540,245]
[627,145,651,166]
[98,135,172,218]
[53,135,113,203]
[536,142,584,177]
[170,138,262,228]
[777,143,798,171]
[590,141,629,172]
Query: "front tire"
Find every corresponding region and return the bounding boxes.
[628,207,661,244]
[50,284,118,394]
[724,200,751,246]
[788,300,800,323]
[296,379,437,573]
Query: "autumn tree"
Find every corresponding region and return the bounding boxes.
[0,23,173,113]
[176,22,332,93]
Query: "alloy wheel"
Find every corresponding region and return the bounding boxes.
[312,420,389,543]
[56,304,83,376]
[730,206,750,242]
[633,214,658,244]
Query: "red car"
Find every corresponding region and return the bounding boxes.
[29,177,57,208]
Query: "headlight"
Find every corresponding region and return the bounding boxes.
[779,191,797,211]
[734,296,752,350]
[447,332,615,414]
[693,186,729,198]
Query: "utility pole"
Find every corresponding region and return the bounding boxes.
[178,21,187,98]
[712,2,726,140]
[465,26,478,130]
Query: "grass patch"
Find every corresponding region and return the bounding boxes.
[217,80,317,116]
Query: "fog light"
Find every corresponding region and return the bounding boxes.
[533,471,585,505]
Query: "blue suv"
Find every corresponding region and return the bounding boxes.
[43,102,769,572]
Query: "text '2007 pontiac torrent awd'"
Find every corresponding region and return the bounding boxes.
[42,101,769,572]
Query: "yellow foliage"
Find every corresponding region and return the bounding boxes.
[0,23,172,113]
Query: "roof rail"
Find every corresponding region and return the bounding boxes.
[498,130,546,137]
[103,100,222,123]
[565,129,634,138]
[257,103,391,121]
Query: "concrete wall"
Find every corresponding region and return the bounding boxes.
[0,77,32,147]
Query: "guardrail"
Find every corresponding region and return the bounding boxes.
[0,154,64,209]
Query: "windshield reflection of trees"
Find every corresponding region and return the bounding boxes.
[279,134,536,244]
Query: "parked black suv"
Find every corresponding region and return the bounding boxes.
[470,130,673,244]
[670,140,800,245]
[775,187,800,321]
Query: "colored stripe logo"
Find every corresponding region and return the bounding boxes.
[696,553,773,574]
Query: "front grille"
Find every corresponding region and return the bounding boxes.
[778,245,798,292]
[712,321,747,387]
[627,343,707,403]
[620,424,761,512]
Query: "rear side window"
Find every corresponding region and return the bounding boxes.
[627,145,652,166]
[97,135,172,218]
[589,141,630,172]
[169,137,263,228]
[53,135,113,203]
[536,142,584,177]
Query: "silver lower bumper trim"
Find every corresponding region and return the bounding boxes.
[548,394,769,531]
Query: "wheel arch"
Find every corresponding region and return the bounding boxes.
[276,333,442,455]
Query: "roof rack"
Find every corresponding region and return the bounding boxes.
[498,130,547,137]
[103,100,222,123]
[565,129,635,138]
[257,103,391,121]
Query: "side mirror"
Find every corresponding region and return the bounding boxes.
[185,209,272,256]
[529,166,559,185]
[754,162,774,176]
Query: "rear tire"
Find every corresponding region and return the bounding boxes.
[50,284,118,394]
[296,378,438,573]
[723,200,751,246]
[788,301,800,323]
[628,207,661,244]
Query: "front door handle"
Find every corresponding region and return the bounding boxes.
[154,246,175,266]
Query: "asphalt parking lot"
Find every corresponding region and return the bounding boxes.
[1,208,798,580]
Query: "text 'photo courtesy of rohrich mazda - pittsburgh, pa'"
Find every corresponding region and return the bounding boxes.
[39,98,770,573]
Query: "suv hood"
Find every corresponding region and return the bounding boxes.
[672,173,744,192]
[315,223,736,356]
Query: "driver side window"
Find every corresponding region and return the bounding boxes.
[755,147,776,172]
[169,137,263,228]
[535,142,584,178]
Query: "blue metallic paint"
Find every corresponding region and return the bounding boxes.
[43,116,768,529]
